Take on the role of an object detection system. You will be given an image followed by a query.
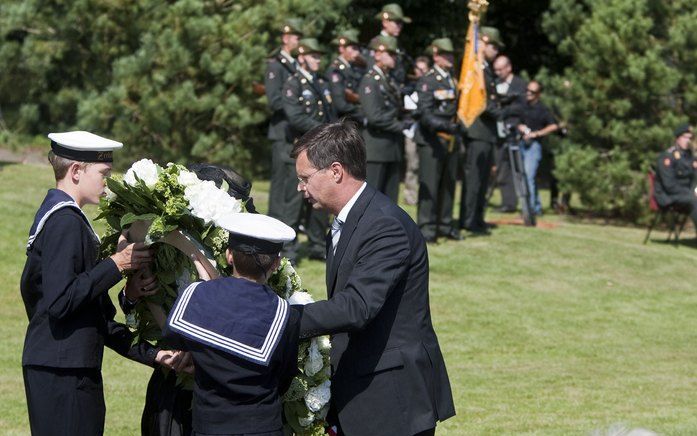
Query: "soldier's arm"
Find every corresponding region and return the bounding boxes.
[264,61,285,113]
[282,77,322,134]
[327,69,357,117]
[656,153,682,196]
[417,78,456,133]
[359,77,404,133]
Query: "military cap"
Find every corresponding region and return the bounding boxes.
[674,123,693,138]
[294,38,326,56]
[48,131,122,163]
[426,37,455,55]
[480,26,505,48]
[375,3,412,23]
[332,29,361,47]
[369,35,398,54]
[281,18,304,36]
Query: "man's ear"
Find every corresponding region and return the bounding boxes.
[225,248,234,267]
[331,162,343,183]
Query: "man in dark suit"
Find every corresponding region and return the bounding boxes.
[291,122,455,436]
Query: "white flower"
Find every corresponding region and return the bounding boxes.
[317,335,331,352]
[177,169,201,188]
[185,180,242,224]
[124,158,161,188]
[304,338,324,376]
[288,291,314,306]
[298,411,315,427]
[104,186,116,201]
[304,379,331,412]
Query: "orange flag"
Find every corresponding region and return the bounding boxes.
[457,21,486,127]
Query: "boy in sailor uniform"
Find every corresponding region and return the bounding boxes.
[20,131,174,435]
[165,213,300,436]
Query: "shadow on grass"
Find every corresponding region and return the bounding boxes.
[648,236,697,249]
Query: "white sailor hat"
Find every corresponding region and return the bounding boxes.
[48,131,123,163]
[218,213,296,254]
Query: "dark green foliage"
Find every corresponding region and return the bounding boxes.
[539,0,697,220]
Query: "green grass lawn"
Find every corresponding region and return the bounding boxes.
[1,162,695,435]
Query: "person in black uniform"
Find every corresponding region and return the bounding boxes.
[164,213,300,436]
[20,131,173,436]
[414,38,462,243]
[655,124,697,231]
[282,38,335,261]
[326,29,363,123]
[459,26,505,234]
[119,164,258,436]
[359,35,410,202]
[265,18,303,223]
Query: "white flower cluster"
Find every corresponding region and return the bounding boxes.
[124,158,162,189]
[177,169,201,187]
[184,180,242,225]
[304,379,331,413]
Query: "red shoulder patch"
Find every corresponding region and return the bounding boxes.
[664,157,671,167]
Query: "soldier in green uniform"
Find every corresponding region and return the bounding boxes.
[414,38,462,242]
[265,19,303,222]
[368,3,411,87]
[282,38,335,260]
[459,26,505,234]
[359,35,410,202]
[325,29,363,123]
[655,123,697,232]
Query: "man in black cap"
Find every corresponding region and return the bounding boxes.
[21,131,174,435]
[655,123,697,232]
[326,29,364,123]
[414,38,461,242]
[282,38,335,260]
[164,213,300,436]
[359,35,410,202]
[265,18,303,223]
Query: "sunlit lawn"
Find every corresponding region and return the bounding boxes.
[1,162,695,435]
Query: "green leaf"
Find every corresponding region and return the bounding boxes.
[120,212,158,228]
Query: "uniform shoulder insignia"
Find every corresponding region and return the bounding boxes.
[332,73,340,83]
[673,150,681,159]
[301,78,307,84]
[286,88,293,97]
[436,75,442,81]
[281,58,287,64]
[693,160,697,169]
[268,71,275,80]
[664,157,671,167]
[422,83,428,92]
[364,85,372,94]
[339,64,345,70]
[373,74,380,81]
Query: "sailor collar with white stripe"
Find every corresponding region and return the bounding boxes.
[26,189,99,250]
[167,277,290,366]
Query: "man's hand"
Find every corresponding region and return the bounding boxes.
[155,350,176,367]
[157,350,195,374]
[125,268,158,301]
[111,233,154,272]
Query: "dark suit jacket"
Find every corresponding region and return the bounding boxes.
[298,184,455,435]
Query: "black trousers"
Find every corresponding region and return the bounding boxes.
[23,365,105,436]
[367,161,400,203]
[417,142,457,238]
[267,140,291,221]
[460,140,494,230]
[494,142,518,210]
[141,368,193,436]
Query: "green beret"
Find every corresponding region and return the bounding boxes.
[426,37,455,55]
[375,3,412,23]
[369,35,398,54]
[480,26,504,48]
[674,123,693,138]
[332,29,361,47]
[282,18,304,36]
[293,38,325,56]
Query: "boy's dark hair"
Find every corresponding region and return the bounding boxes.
[48,150,89,181]
[291,120,367,180]
[231,250,277,281]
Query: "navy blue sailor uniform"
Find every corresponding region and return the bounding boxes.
[164,277,300,436]
[20,189,160,436]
